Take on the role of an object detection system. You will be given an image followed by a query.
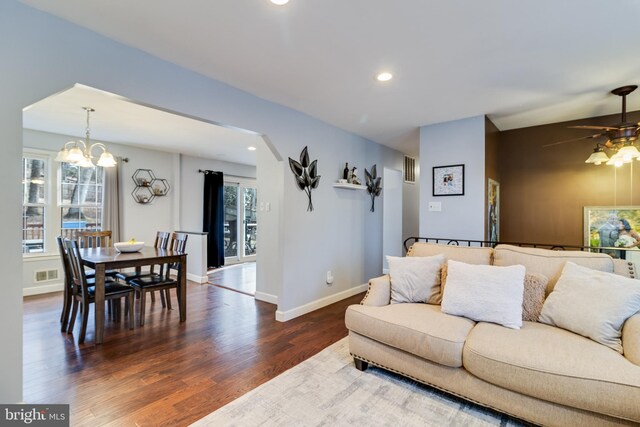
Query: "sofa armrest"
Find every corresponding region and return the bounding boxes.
[360,275,391,306]
[623,313,640,366]
[613,259,637,279]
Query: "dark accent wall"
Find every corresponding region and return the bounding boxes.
[485,116,500,239]
[497,110,640,246]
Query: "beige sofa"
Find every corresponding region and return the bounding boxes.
[345,243,640,426]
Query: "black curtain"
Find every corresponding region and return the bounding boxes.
[203,171,225,268]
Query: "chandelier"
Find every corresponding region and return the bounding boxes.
[54,107,117,168]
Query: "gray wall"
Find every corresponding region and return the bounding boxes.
[419,116,486,241]
[1,1,409,401]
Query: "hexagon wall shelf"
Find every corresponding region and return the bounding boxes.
[131,169,170,204]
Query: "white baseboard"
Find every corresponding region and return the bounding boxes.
[275,283,367,322]
[23,282,64,296]
[187,273,209,284]
[254,291,278,305]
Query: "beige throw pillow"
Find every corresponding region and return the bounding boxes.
[387,254,445,304]
[441,260,526,329]
[441,264,548,322]
[539,262,640,353]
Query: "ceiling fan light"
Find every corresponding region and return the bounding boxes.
[585,150,609,165]
[617,145,640,162]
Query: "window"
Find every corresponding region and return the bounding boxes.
[59,162,103,239]
[22,156,47,253]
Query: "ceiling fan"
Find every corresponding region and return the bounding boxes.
[544,85,640,166]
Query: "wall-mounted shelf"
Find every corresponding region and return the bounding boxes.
[333,183,367,190]
[131,169,170,204]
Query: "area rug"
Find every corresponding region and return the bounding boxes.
[191,338,528,427]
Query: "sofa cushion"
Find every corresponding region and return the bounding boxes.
[464,321,640,422]
[492,244,614,293]
[345,303,475,368]
[539,262,640,353]
[441,263,548,322]
[441,260,525,329]
[407,242,492,265]
[387,254,444,304]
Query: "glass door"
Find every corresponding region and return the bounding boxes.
[223,182,257,264]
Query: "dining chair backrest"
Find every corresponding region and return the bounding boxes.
[56,236,73,290]
[64,239,90,300]
[168,232,188,271]
[155,231,171,250]
[78,230,112,248]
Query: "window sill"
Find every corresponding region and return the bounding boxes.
[23,253,59,262]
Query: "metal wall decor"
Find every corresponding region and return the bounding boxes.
[365,164,382,212]
[288,146,320,211]
[131,169,170,204]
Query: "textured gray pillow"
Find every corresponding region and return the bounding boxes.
[387,254,445,304]
[539,262,640,353]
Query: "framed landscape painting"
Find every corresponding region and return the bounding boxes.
[583,205,640,250]
[433,164,464,196]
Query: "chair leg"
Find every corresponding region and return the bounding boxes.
[160,289,166,308]
[79,302,89,344]
[139,289,147,327]
[67,300,79,334]
[60,287,71,331]
[115,299,122,323]
[150,291,156,303]
[165,289,172,310]
[128,293,134,330]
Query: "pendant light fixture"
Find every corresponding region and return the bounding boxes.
[55,107,117,168]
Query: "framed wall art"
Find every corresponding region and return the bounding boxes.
[433,164,464,196]
[583,206,640,249]
[487,178,500,242]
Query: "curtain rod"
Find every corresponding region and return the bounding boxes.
[198,169,255,180]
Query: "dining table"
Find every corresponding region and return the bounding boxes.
[79,245,187,344]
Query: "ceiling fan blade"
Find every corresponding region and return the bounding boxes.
[542,133,607,148]
[568,125,619,131]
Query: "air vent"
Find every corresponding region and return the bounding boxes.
[34,269,59,282]
[404,156,416,183]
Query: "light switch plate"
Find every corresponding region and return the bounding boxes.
[428,202,442,212]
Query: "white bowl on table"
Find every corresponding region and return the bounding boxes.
[114,242,145,253]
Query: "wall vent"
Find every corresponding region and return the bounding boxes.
[34,269,59,283]
[404,156,416,183]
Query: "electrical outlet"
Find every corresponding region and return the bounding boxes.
[326,270,334,285]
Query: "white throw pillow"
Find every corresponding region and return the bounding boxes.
[441,260,525,329]
[539,262,640,353]
[387,254,445,304]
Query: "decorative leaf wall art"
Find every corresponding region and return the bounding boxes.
[365,164,382,212]
[289,146,321,211]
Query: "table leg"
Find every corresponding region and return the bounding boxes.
[179,255,187,322]
[95,264,106,344]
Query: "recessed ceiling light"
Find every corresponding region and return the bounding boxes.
[375,72,393,82]
[248,146,257,151]
[270,0,289,5]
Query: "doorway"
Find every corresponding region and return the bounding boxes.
[224,180,258,265]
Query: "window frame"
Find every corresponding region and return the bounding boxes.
[57,161,104,240]
[22,150,51,256]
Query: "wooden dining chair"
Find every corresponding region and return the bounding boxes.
[77,230,112,248]
[65,239,135,343]
[116,231,171,305]
[57,236,74,332]
[128,232,188,326]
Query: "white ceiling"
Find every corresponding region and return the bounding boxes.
[20,0,640,156]
[23,85,261,166]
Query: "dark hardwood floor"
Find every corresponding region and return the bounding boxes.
[23,279,364,426]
